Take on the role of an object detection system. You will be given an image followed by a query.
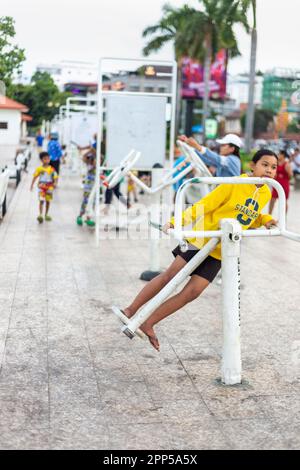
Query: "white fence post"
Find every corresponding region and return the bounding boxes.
[140,167,164,281]
[221,219,242,385]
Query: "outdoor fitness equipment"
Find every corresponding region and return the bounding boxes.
[105,150,142,189]
[0,169,10,218]
[104,146,214,280]
[112,176,300,386]
[176,140,214,199]
[84,150,141,220]
[95,57,178,246]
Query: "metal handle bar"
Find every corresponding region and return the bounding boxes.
[176,140,213,178]
[107,150,141,188]
[173,177,300,244]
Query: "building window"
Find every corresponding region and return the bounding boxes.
[144,87,154,93]
[158,87,167,93]
[0,122,8,129]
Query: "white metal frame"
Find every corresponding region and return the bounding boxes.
[112,176,300,386]
[84,150,141,219]
[95,57,178,246]
[173,177,299,242]
[0,169,10,211]
[177,141,213,178]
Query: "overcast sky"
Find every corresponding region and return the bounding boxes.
[1,0,299,77]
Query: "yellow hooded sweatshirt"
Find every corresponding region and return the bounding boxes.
[171,174,273,260]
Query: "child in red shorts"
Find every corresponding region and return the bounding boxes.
[31,152,58,223]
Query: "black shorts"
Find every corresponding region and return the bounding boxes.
[172,244,221,283]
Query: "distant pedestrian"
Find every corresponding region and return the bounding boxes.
[36,130,44,153]
[269,150,292,214]
[77,152,96,227]
[172,146,192,194]
[127,171,139,204]
[47,132,63,175]
[30,152,58,224]
[291,147,300,176]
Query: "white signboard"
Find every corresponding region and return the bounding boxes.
[70,113,98,147]
[106,95,167,168]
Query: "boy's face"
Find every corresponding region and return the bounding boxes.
[250,156,278,179]
[41,156,50,166]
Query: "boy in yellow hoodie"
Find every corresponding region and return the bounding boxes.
[120,149,278,351]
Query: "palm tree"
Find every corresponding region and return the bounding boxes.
[142,3,196,135]
[241,0,257,152]
[142,1,249,137]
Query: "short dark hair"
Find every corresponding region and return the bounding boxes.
[252,149,278,164]
[279,149,289,159]
[39,151,50,160]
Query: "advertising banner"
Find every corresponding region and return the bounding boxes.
[181,50,227,100]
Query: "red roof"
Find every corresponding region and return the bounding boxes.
[0,96,28,112]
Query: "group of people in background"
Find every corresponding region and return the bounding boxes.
[174,135,300,216]
[32,128,300,227]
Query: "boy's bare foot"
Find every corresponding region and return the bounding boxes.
[123,307,134,318]
[140,323,160,351]
[123,309,159,351]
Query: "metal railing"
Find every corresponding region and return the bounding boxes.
[173,177,300,243]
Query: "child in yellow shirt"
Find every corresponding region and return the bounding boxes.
[31,152,58,224]
[117,149,278,351]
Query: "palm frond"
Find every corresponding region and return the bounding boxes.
[142,33,174,56]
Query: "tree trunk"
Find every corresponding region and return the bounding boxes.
[202,35,212,141]
[245,27,257,153]
[185,99,194,135]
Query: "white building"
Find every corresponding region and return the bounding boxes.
[36,60,98,90]
[227,73,263,108]
[0,97,29,167]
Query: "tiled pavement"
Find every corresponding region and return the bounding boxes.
[0,155,300,449]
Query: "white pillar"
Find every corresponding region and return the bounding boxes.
[140,167,164,281]
[221,219,242,385]
[150,168,164,272]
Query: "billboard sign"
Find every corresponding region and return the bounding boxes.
[205,119,218,139]
[181,50,227,100]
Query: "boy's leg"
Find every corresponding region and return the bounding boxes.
[141,275,210,350]
[124,255,187,317]
[103,187,113,215]
[79,192,89,217]
[37,200,44,223]
[39,201,44,215]
[45,201,50,216]
[114,183,130,208]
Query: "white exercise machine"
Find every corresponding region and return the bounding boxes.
[112,176,300,386]
[95,57,178,247]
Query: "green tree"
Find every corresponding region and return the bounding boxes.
[287,119,300,133]
[10,71,71,127]
[143,3,196,134]
[142,1,249,136]
[0,16,25,88]
[241,108,274,138]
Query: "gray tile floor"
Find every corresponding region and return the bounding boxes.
[0,155,300,449]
